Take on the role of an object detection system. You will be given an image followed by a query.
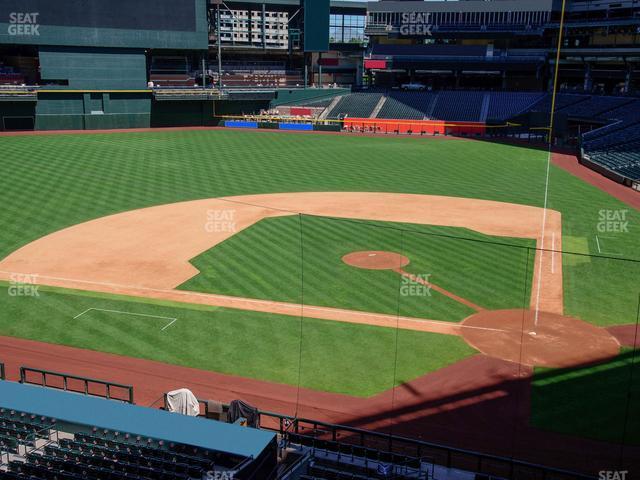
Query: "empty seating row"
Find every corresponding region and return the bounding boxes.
[326,93,384,119]
[529,93,588,114]
[53,440,202,477]
[584,122,640,150]
[73,432,218,470]
[558,95,634,119]
[296,98,337,108]
[323,91,544,122]
[0,432,224,480]
[486,92,546,121]
[377,92,436,120]
[431,91,485,122]
[9,456,178,480]
[0,409,55,427]
[28,451,188,480]
[586,141,640,181]
[288,432,422,471]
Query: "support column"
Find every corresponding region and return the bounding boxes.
[583,63,592,92]
[624,66,632,94]
[262,3,266,50]
[356,59,363,87]
[201,55,206,89]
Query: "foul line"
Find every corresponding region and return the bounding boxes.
[594,235,623,256]
[534,0,567,329]
[73,308,178,331]
[551,232,556,275]
[0,270,507,335]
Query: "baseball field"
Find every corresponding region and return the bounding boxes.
[0,128,638,471]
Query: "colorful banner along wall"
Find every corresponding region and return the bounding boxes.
[343,118,486,136]
[279,122,314,131]
[364,60,387,70]
[290,107,313,116]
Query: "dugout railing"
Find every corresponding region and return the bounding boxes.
[184,396,595,480]
[256,412,596,480]
[19,367,134,404]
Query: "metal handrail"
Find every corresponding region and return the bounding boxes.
[19,367,134,404]
[254,411,595,480]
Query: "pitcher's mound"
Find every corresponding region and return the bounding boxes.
[462,309,620,368]
[342,251,410,270]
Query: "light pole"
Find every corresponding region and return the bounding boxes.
[215,1,223,91]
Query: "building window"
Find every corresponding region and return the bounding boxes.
[330,13,364,43]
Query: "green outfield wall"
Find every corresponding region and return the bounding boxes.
[0,94,275,131]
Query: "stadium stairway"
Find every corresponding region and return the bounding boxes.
[319,96,344,120]
[370,96,387,119]
[479,93,491,122]
[376,92,436,120]
[325,93,385,119]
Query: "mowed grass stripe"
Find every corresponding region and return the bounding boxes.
[531,349,640,445]
[181,215,532,321]
[0,285,476,397]
[402,231,535,310]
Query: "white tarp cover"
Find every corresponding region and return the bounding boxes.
[166,388,200,417]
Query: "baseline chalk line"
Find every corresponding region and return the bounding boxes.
[74,308,178,331]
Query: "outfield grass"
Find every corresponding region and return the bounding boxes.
[1,130,638,326]
[179,215,535,321]
[0,283,476,397]
[531,349,640,445]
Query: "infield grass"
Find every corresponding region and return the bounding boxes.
[179,215,535,321]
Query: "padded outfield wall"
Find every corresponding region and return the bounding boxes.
[0,96,276,131]
[34,92,151,131]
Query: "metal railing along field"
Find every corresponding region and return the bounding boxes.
[19,367,134,404]
[183,395,594,480]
